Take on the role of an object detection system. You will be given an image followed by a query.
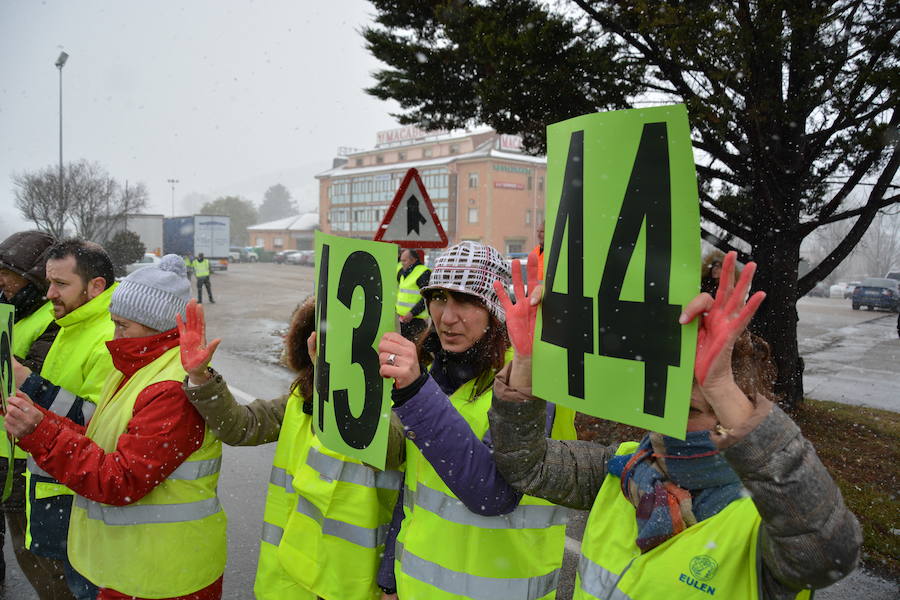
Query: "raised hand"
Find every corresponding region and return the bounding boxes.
[176,299,221,384]
[679,251,766,387]
[493,248,542,357]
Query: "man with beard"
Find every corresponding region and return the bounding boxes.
[12,239,117,600]
[0,230,73,598]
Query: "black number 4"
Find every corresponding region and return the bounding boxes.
[542,123,681,418]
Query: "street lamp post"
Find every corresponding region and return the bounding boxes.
[55,51,69,205]
[167,178,179,217]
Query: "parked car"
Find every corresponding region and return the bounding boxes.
[229,246,259,263]
[851,277,900,311]
[125,253,161,275]
[274,250,300,264]
[805,281,829,298]
[844,281,861,299]
[885,271,900,282]
[286,250,314,266]
[829,284,845,299]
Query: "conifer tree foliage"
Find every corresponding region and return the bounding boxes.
[365,0,899,406]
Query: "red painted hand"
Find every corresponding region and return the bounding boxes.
[176,299,221,382]
[680,251,766,386]
[493,248,542,357]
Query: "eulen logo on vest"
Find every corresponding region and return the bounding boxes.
[678,555,719,596]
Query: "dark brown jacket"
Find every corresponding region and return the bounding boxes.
[182,368,287,446]
[488,363,862,600]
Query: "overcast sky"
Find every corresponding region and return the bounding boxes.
[0,0,402,238]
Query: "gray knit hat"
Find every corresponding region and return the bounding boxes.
[110,254,190,332]
[421,241,511,322]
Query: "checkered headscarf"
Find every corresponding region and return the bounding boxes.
[421,241,511,321]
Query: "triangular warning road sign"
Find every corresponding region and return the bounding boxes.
[374,168,449,248]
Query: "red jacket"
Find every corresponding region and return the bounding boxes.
[19,328,222,600]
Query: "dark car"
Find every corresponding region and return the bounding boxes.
[851,277,900,311]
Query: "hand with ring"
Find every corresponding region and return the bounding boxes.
[4,391,43,438]
[378,332,420,388]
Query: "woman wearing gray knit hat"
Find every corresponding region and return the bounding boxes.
[371,241,577,599]
[6,253,228,600]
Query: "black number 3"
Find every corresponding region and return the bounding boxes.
[315,246,384,449]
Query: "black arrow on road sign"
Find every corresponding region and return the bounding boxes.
[407,196,427,235]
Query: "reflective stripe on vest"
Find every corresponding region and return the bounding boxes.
[397,541,559,600]
[261,521,284,547]
[295,495,388,549]
[47,388,77,417]
[578,555,633,600]
[396,369,565,600]
[573,441,811,600]
[67,346,226,598]
[268,398,400,600]
[306,446,403,490]
[269,465,294,494]
[406,482,569,530]
[75,495,221,526]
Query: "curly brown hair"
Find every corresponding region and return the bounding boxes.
[731,331,779,402]
[283,296,316,401]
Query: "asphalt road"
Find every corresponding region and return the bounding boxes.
[2,263,897,599]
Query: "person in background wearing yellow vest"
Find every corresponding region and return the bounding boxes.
[175,295,401,600]
[0,230,70,598]
[192,253,214,304]
[396,248,431,343]
[183,253,194,282]
[489,251,861,600]
[374,241,576,600]
[11,239,119,600]
[5,255,227,600]
[532,221,544,282]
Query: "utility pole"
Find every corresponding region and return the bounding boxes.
[55,51,69,207]
[167,178,179,217]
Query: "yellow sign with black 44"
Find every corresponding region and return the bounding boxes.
[533,105,700,438]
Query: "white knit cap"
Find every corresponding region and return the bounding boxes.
[421,241,511,321]
[110,254,190,332]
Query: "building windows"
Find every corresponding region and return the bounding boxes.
[398,151,406,161]
[525,210,531,225]
[527,176,533,190]
[468,207,479,223]
[423,147,433,158]
[506,239,525,255]
[468,172,479,189]
[449,143,460,155]
[538,176,544,192]
[376,155,384,164]
[536,210,544,224]
[273,237,284,248]
[355,158,363,167]
[255,237,264,247]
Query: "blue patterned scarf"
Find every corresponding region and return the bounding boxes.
[607,431,743,552]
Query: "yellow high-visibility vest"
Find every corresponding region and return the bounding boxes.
[395,374,569,600]
[573,442,810,600]
[257,388,401,599]
[68,346,226,598]
[192,259,211,278]
[5,301,54,460]
[27,285,116,552]
[396,264,428,319]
